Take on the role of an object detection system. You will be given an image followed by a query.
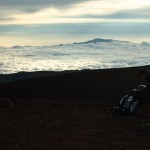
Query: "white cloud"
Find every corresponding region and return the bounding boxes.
[0,0,150,24]
[0,40,150,74]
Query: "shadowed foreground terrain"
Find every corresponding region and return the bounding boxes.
[0,66,150,149]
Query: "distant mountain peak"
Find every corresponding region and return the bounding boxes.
[73,38,129,44]
[141,41,150,46]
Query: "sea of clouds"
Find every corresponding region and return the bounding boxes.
[0,40,150,74]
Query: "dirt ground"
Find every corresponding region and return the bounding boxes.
[0,97,150,150]
[0,66,150,149]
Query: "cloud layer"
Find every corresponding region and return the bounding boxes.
[0,40,150,74]
[0,0,91,12]
[0,0,150,24]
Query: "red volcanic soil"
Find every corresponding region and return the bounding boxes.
[0,66,150,149]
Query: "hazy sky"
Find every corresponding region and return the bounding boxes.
[0,0,150,46]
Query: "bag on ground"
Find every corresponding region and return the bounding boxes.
[115,95,139,114]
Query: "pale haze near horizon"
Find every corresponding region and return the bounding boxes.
[0,0,150,46]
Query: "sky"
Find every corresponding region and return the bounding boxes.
[0,0,150,47]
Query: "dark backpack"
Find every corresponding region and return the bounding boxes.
[115,95,140,114]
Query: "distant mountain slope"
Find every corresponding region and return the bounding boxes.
[74,38,130,44]
[10,38,150,48]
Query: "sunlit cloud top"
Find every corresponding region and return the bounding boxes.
[0,0,150,24]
